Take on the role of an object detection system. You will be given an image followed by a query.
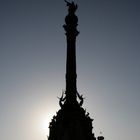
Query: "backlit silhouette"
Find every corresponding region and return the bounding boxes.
[48,1,104,140]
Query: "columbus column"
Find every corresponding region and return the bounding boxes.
[48,1,104,140]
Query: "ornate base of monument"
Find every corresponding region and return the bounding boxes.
[48,92,96,140]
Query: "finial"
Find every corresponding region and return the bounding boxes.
[97,132,104,140]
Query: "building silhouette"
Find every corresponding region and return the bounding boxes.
[48,1,104,140]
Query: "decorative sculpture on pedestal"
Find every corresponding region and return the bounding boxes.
[48,1,104,140]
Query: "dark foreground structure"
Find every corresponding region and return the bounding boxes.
[48,1,104,140]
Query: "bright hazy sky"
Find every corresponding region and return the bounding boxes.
[0,0,140,140]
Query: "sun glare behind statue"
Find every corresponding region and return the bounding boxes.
[40,111,55,140]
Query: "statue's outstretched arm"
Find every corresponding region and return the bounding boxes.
[64,0,71,6]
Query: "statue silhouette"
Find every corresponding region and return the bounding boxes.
[48,1,104,140]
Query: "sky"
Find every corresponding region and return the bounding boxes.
[0,0,140,140]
